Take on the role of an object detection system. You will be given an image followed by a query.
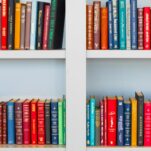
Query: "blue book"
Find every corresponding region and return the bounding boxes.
[130,0,137,49]
[7,100,15,144]
[124,100,131,146]
[89,97,96,146]
[117,97,124,146]
[86,102,90,146]
[51,100,58,145]
[108,0,114,49]
[112,0,119,49]
[119,0,126,49]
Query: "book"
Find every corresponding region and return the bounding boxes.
[86,4,94,50]
[51,99,58,145]
[89,97,96,146]
[14,3,21,50]
[130,0,137,49]
[45,99,51,144]
[25,2,32,50]
[86,100,90,146]
[15,100,23,144]
[20,4,26,50]
[107,97,117,146]
[0,103,2,144]
[93,1,100,50]
[100,99,104,145]
[31,99,37,144]
[8,0,15,49]
[124,100,131,146]
[144,100,151,146]
[7,99,15,144]
[2,102,7,144]
[23,99,31,144]
[104,97,107,146]
[119,0,126,49]
[137,8,143,50]
[143,7,151,50]
[37,100,45,144]
[42,4,50,50]
[2,0,8,50]
[95,107,100,146]
[0,4,1,49]
[135,91,144,146]
[63,95,66,145]
[130,97,137,146]
[117,96,124,146]
[100,7,108,50]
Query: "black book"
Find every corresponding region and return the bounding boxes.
[135,91,144,146]
[8,0,15,49]
[45,99,51,144]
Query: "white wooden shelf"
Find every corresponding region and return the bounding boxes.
[87,51,151,59]
[0,51,66,59]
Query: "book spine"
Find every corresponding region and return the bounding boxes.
[108,1,113,49]
[2,0,8,50]
[20,4,26,50]
[119,0,126,49]
[126,0,131,49]
[86,4,94,50]
[36,2,44,50]
[63,97,66,145]
[107,98,117,146]
[8,0,15,49]
[51,101,58,145]
[37,102,45,144]
[0,104,2,144]
[23,102,30,144]
[89,98,96,146]
[14,3,21,50]
[130,0,137,49]
[15,102,23,144]
[100,100,104,145]
[45,102,51,144]
[2,103,7,144]
[144,102,151,146]
[25,2,32,50]
[144,7,151,50]
[117,99,124,146]
[31,102,37,144]
[42,5,50,50]
[104,98,107,146]
[0,4,1,49]
[95,108,100,146]
[112,0,119,49]
[100,8,108,50]
[86,102,90,146]
[30,1,37,50]
[7,102,15,144]
[137,8,143,50]
[93,1,100,50]
[131,99,137,146]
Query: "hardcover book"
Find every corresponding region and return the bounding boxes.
[95,107,100,146]
[104,97,108,146]
[0,103,2,144]
[0,4,1,49]
[2,102,7,144]
[86,100,90,146]
[63,95,66,144]
[100,99,104,145]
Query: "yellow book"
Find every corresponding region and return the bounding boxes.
[14,3,21,50]
[130,97,137,146]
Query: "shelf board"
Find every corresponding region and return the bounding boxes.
[0,51,66,59]
[87,50,151,59]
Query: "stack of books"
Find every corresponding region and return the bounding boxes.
[0,0,65,50]
[0,96,66,145]
[86,0,151,50]
[86,92,151,146]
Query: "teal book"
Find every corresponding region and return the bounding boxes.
[89,97,96,146]
[119,0,126,49]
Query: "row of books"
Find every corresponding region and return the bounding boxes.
[0,97,66,145]
[86,0,151,50]
[86,92,151,146]
[0,0,65,50]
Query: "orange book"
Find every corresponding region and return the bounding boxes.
[14,3,21,50]
[100,8,108,50]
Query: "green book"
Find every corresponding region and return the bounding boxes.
[63,95,66,145]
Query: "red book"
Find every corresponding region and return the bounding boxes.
[23,99,31,144]
[144,101,151,146]
[37,100,45,144]
[42,4,50,50]
[2,102,7,144]
[0,103,2,144]
[144,7,151,50]
[1,0,8,50]
[0,4,2,49]
[31,99,37,144]
[103,97,107,146]
[107,97,117,146]
[100,99,104,145]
